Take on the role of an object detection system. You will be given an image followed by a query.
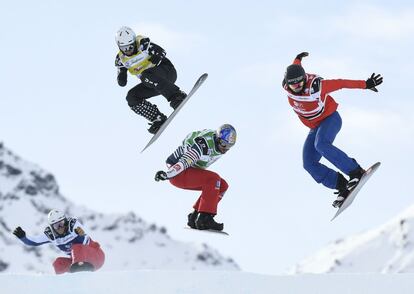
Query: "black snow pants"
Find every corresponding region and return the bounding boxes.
[126,58,180,107]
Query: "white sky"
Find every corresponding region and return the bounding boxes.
[1,0,414,275]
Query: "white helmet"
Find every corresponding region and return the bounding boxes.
[48,209,66,225]
[115,26,136,54]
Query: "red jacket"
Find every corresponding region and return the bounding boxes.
[283,58,366,128]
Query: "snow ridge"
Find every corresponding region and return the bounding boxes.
[0,142,239,273]
[292,205,414,273]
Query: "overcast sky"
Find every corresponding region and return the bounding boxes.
[1,0,414,275]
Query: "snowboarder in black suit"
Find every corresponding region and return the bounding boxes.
[115,26,187,134]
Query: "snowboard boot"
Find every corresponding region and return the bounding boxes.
[195,212,224,231]
[130,100,168,134]
[347,166,366,191]
[332,173,350,208]
[169,91,187,110]
[187,210,198,229]
[69,262,94,273]
[147,113,167,134]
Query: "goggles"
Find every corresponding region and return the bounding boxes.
[52,219,66,231]
[218,138,233,152]
[119,44,135,53]
[288,80,305,92]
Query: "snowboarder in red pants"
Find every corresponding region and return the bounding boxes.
[154,124,237,231]
[282,52,383,208]
[13,209,105,274]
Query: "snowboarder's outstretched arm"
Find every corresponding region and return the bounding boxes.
[321,73,383,94]
[292,52,309,65]
[13,227,50,246]
[321,79,366,94]
[291,51,383,93]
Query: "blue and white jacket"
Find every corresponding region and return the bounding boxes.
[20,218,90,255]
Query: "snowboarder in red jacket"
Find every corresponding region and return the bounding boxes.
[282,52,383,207]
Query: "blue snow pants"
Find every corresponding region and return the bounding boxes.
[302,111,359,189]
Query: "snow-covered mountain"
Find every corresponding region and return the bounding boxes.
[0,142,239,273]
[292,206,414,273]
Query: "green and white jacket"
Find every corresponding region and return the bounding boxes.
[165,129,223,178]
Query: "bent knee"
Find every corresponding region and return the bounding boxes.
[303,159,316,172]
[204,172,221,187]
[220,178,229,192]
[126,94,143,106]
[314,140,331,155]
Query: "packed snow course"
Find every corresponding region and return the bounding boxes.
[1,271,414,294]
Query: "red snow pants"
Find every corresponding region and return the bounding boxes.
[169,167,228,214]
[53,240,105,274]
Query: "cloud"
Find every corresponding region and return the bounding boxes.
[332,5,414,40]
[342,107,404,130]
[228,61,284,88]
[130,22,207,53]
[268,4,414,42]
[305,57,367,78]
[340,107,414,146]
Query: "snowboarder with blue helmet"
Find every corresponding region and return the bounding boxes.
[154,124,237,231]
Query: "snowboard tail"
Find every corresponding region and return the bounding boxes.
[185,227,229,236]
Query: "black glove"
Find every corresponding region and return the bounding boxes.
[365,73,383,92]
[295,52,309,61]
[139,38,151,51]
[117,68,127,87]
[13,227,26,239]
[155,171,168,182]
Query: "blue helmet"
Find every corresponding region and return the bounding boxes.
[216,124,237,153]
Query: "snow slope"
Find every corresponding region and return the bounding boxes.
[0,143,238,273]
[292,205,414,273]
[1,271,414,294]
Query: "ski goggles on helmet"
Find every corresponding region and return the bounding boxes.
[218,138,233,151]
[288,80,305,92]
[52,219,66,231]
[119,43,135,54]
